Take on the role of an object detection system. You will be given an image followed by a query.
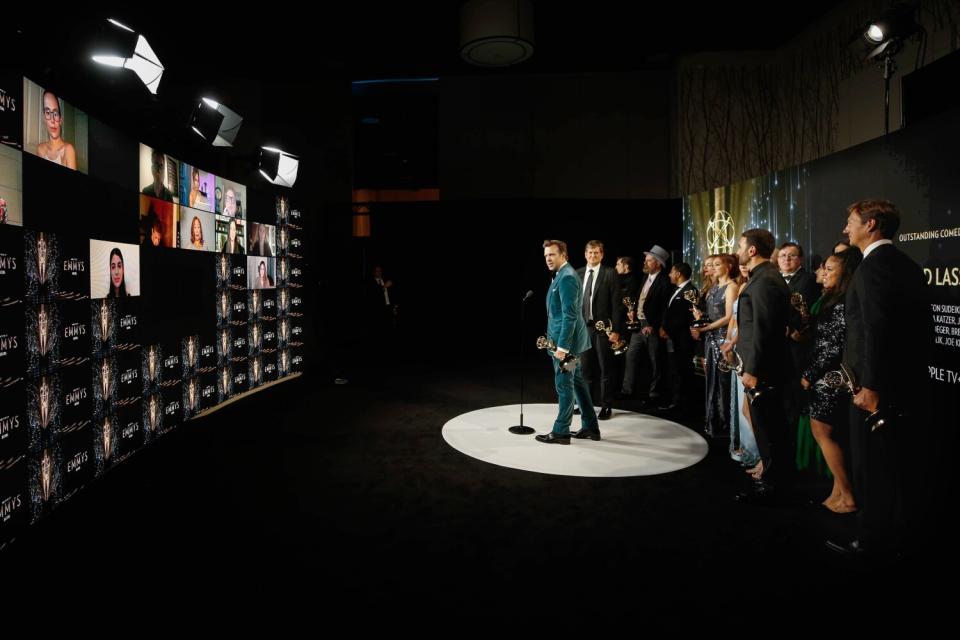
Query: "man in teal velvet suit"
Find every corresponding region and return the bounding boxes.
[537,240,601,444]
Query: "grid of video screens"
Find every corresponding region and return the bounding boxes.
[0,74,306,549]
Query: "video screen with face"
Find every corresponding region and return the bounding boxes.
[215,177,246,220]
[215,215,245,255]
[0,72,23,151]
[89,240,140,299]
[247,222,275,257]
[179,207,215,252]
[247,257,276,290]
[138,144,178,203]
[0,145,23,227]
[139,196,177,248]
[179,163,214,212]
[22,78,88,174]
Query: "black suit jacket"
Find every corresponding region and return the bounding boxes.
[577,264,625,334]
[844,243,928,404]
[662,281,696,345]
[638,270,672,333]
[736,261,790,382]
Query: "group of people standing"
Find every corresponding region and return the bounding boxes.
[539,199,929,559]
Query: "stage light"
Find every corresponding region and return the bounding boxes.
[91,18,164,94]
[189,98,243,147]
[259,147,299,188]
[459,0,535,67]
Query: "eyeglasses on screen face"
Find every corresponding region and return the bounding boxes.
[43,108,62,122]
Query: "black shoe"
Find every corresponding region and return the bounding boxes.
[572,428,601,440]
[735,481,776,505]
[598,406,612,420]
[573,407,581,415]
[535,433,571,445]
[825,539,867,556]
[657,401,679,411]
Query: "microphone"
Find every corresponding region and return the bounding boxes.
[522,290,534,302]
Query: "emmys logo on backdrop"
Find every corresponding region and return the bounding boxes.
[202,384,215,399]
[707,209,736,256]
[0,253,17,274]
[120,368,138,385]
[0,413,21,439]
[164,401,180,416]
[0,87,17,113]
[120,315,137,330]
[0,333,18,355]
[1,493,23,523]
[62,258,85,275]
[122,422,139,439]
[164,355,179,370]
[64,387,87,407]
[63,323,86,340]
[66,451,88,474]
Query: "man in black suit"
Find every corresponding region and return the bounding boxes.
[734,229,791,502]
[658,262,697,413]
[620,245,672,404]
[577,240,624,420]
[778,241,821,461]
[827,199,928,557]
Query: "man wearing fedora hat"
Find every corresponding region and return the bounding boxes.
[620,244,672,404]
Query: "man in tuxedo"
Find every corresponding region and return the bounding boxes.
[735,229,791,502]
[827,200,928,557]
[621,245,672,404]
[778,242,821,459]
[577,241,624,420]
[536,240,600,444]
[658,262,697,413]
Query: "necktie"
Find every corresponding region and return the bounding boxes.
[783,274,792,284]
[582,269,595,320]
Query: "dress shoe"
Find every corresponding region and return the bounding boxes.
[735,481,776,505]
[571,428,601,440]
[535,433,570,445]
[573,407,581,415]
[657,401,679,411]
[598,406,612,420]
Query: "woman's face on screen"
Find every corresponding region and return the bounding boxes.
[192,217,202,241]
[259,262,266,277]
[110,254,124,289]
[42,92,62,140]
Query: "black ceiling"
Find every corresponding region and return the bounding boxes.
[6,2,847,186]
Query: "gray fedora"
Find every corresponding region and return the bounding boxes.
[644,244,670,268]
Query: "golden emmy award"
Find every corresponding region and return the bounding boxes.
[36,233,48,285]
[219,254,228,281]
[100,360,111,397]
[221,368,229,394]
[103,418,112,461]
[189,380,197,411]
[39,377,50,429]
[99,300,110,341]
[148,395,158,432]
[187,337,196,367]
[220,292,228,319]
[594,319,628,355]
[684,290,710,328]
[717,348,768,403]
[41,449,53,502]
[622,297,640,331]
[148,346,157,383]
[536,336,579,372]
[220,330,229,355]
[790,292,811,333]
[38,304,49,356]
[822,363,896,432]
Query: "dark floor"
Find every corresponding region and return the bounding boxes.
[3,350,953,612]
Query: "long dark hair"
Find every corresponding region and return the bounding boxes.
[107,247,127,298]
[820,247,862,313]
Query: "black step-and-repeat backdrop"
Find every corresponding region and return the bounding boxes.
[0,73,307,547]
[682,108,960,429]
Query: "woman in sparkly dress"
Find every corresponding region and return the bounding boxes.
[692,254,738,437]
[801,249,862,513]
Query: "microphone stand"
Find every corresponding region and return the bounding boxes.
[509,291,535,434]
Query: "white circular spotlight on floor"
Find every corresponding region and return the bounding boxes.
[442,404,708,478]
